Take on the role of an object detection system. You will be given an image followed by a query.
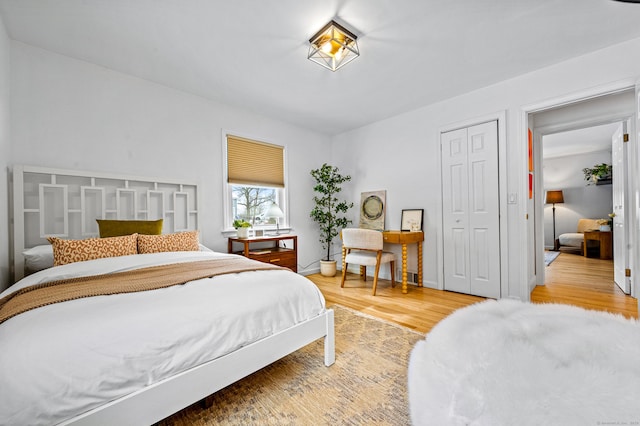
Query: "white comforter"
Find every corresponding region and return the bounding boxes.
[0,251,326,426]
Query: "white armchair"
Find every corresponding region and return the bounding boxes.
[340,228,396,295]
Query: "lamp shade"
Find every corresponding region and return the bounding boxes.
[545,190,564,204]
[265,202,284,219]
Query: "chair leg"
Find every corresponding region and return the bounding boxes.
[360,265,366,281]
[341,263,348,288]
[372,259,382,296]
[390,261,396,288]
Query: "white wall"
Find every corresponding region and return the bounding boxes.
[0,17,10,291]
[331,36,640,300]
[9,42,332,278]
[543,151,613,248]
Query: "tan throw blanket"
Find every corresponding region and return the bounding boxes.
[0,257,285,325]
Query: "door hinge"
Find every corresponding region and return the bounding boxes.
[625,268,631,277]
[623,133,629,143]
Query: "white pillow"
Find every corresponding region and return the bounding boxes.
[22,245,54,272]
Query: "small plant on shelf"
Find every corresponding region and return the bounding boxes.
[233,219,252,238]
[233,219,251,229]
[582,163,612,185]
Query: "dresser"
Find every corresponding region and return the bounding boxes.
[228,234,297,272]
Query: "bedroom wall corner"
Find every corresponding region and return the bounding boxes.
[0,14,10,291]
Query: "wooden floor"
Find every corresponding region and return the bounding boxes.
[307,252,637,335]
[532,251,637,319]
[308,273,484,334]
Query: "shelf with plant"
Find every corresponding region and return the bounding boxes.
[582,163,612,185]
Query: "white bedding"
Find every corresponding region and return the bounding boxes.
[0,251,326,426]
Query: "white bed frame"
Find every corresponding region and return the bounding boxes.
[11,164,336,425]
[62,311,335,425]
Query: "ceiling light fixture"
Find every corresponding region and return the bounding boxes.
[308,20,359,72]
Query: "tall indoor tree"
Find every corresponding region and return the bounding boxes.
[310,163,353,275]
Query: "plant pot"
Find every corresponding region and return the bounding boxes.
[236,227,249,238]
[599,225,611,232]
[320,260,337,277]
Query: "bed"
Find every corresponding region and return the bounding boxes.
[4,165,335,425]
[408,299,640,425]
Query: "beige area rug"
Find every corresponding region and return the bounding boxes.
[155,305,425,426]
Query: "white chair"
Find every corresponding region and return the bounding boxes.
[340,228,396,295]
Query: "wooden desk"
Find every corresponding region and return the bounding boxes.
[583,231,612,260]
[382,230,424,294]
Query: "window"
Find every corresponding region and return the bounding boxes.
[224,134,287,230]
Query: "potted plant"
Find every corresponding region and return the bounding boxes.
[310,163,353,277]
[597,213,616,231]
[233,219,251,238]
[582,163,612,185]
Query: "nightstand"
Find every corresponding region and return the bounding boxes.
[583,231,612,260]
[228,234,297,272]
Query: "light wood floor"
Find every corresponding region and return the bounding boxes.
[307,252,637,334]
[532,251,637,319]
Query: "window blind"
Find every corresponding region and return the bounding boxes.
[227,135,284,188]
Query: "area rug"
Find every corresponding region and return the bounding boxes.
[544,250,560,266]
[155,305,424,426]
[408,299,640,425]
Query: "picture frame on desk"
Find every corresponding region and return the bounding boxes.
[401,209,424,231]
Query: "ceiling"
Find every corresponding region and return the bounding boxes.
[543,123,620,159]
[1,0,640,136]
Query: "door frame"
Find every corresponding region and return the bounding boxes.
[521,79,638,303]
[436,110,508,297]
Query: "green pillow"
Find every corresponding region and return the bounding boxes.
[96,219,164,238]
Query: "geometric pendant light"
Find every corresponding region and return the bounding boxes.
[308,20,359,71]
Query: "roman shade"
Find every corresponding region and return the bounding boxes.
[227,135,284,188]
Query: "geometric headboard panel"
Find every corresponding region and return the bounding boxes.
[12,164,199,281]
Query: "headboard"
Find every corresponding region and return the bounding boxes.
[12,165,199,282]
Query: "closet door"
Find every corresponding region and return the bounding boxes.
[441,121,501,298]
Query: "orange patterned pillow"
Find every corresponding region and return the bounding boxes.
[137,231,200,254]
[48,234,138,266]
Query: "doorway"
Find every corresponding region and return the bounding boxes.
[528,89,636,304]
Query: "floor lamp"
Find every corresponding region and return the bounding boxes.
[545,190,564,251]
